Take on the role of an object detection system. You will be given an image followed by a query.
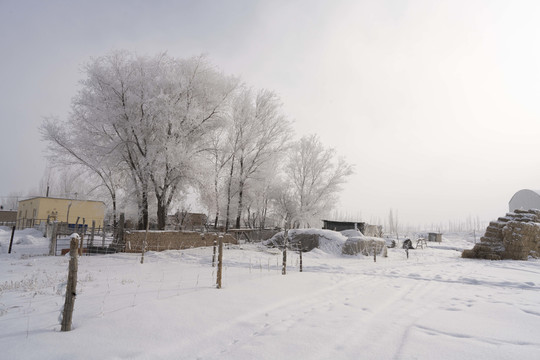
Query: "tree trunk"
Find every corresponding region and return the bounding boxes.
[112,193,117,240]
[213,173,220,229]
[224,154,235,232]
[157,198,167,230]
[118,213,125,246]
[235,179,244,229]
[260,198,268,230]
[138,187,149,230]
[157,202,167,230]
[234,158,245,229]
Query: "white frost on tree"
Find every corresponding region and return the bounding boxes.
[42,51,237,230]
[276,134,354,228]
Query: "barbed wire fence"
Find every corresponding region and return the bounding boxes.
[0,228,308,338]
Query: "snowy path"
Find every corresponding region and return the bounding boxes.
[181,257,509,360]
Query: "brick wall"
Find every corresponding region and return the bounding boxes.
[124,231,237,253]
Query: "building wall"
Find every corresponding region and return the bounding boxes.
[323,220,366,233]
[17,197,106,229]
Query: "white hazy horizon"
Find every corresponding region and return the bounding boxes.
[1,0,540,227]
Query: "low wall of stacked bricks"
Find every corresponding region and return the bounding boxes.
[124,231,238,253]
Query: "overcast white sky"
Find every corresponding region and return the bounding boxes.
[1,0,540,227]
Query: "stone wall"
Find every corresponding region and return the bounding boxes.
[462,209,540,260]
[124,231,237,253]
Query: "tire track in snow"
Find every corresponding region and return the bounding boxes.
[187,273,386,359]
[185,254,490,359]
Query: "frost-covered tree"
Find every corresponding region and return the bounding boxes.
[41,115,126,232]
[242,160,281,229]
[38,166,96,199]
[146,55,237,229]
[199,126,235,229]
[0,191,22,211]
[388,208,399,238]
[277,134,353,228]
[232,89,291,229]
[222,92,246,231]
[43,51,237,230]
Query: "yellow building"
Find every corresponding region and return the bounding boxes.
[17,197,106,229]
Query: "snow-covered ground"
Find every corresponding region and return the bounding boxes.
[1,227,539,359]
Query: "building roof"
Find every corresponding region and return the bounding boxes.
[322,220,364,223]
[19,196,105,204]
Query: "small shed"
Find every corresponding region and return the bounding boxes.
[428,233,442,242]
[322,220,365,233]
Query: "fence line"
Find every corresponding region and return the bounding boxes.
[0,242,304,339]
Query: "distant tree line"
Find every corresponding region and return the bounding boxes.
[41,51,353,231]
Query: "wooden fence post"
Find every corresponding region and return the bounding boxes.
[299,240,303,272]
[8,226,15,254]
[282,230,288,275]
[49,222,58,256]
[216,236,223,289]
[79,233,84,256]
[212,240,217,267]
[74,217,81,256]
[61,234,79,331]
[373,240,377,263]
[81,218,86,256]
[90,220,95,248]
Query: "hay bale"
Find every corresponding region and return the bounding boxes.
[461,244,501,260]
[502,221,540,260]
[462,210,540,260]
[264,231,319,251]
[342,237,387,257]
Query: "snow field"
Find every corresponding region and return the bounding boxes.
[1,228,540,359]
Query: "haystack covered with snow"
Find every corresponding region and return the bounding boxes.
[263,229,347,255]
[340,230,388,257]
[263,228,388,257]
